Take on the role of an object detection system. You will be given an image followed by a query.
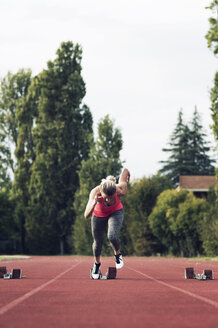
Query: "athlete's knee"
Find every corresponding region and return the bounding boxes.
[108,233,119,245]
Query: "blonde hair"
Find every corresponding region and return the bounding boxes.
[100,175,116,196]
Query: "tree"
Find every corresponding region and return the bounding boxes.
[201,188,218,256]
[0,69,33,251]
[0,131,11,190]
[188,107,215,174]
[0,69,32,176]
[11,77,39,253]
[209,72,218,140]
[0,189,16,253]
[205,0,218,57]
[205,0,218,199]
[205,0,218,144]
[160,110,193,184]
[73,115,123,255]
[148,189,208,256]
[26,41,93,254]
[121,174,173,256]
[170,193,208,257]
[160,109,215,184]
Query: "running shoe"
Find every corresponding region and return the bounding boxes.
[115,253,124,269]
[91,262,101,279]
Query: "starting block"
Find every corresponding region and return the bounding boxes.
[0,267,24,279]
[185,267,214,280]
[106,267,117,279]
[0,267,7,278]
[90,266,117,280]
[11,269,23,279]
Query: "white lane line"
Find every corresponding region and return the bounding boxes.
[127,266,218,309]
[0,261,82,316]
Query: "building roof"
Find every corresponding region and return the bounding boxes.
[178,175,218,192]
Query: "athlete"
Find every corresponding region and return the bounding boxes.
[84,168,130,279]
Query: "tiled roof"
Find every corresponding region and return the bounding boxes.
[178,175,218,191]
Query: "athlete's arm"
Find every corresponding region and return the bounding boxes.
[116,168,130,197]
[84,186,101,219]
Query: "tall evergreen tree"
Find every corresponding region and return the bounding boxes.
[26,41,93,254]
[189,107,215,174]
[160,109,215,184]
[73,115,123,255]
[160,110,192,184]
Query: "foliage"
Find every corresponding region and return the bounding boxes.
[0,69,32,173]
[0,69,32,190]
[26,41,93,254]
[148,189,208,257]
[121,174,173,256]
[11,76,39,252]
[0,189,17,253]
[189,107,216,173]
[205,0,218,197]
[160,108,215,184]
[201,188,218,256]
[205,0,218,56]
[0,131,11,190]
[73,115,123,255]
[209,72,218,142]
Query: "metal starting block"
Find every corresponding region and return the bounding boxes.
[0,267,7,278]
[11,269,23,279]
[90,266,117,280]
[185,267,214,280]
[1,268,23,279]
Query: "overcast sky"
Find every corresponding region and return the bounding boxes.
[0,0,217,179]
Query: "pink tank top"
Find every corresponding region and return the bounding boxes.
[93,193,123,217]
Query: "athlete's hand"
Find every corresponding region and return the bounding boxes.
[94,192,102,204]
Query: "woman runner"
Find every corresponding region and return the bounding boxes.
[84,168,130,279]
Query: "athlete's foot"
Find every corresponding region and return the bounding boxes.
[91,262,101,279]
[114,253,124,269]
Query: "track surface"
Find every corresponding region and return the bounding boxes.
[1,256,218,327]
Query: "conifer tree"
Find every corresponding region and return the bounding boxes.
[189,107,215,175]
[160,110,192,184]
[160,109,215,184]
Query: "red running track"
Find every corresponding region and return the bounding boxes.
[1,256,218,328]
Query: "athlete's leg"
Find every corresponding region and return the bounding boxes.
[107,209,124,253]
[91,215,108,263]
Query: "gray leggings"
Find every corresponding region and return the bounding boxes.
[91,208,124,257]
